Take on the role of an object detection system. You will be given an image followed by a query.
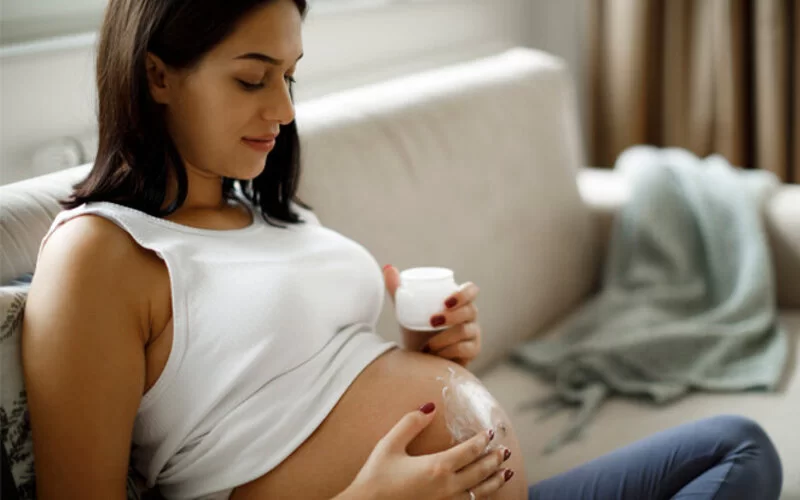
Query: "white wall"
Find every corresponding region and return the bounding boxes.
[524,0,587,146]
[0,0,584,184]
[1,0,106,44]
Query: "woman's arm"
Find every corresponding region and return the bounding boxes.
[22,217,150,500]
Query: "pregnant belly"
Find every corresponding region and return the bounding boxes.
[229,347,528,499]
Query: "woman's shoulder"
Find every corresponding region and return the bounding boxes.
[42,212,145,267]
[36,214,163,318]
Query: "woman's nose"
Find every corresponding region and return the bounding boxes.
[260,83,295,126]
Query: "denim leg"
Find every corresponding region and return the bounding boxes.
[527,415,782,500]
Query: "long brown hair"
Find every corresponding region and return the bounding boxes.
[62,0,309,225]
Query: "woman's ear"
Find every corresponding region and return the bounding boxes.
[145,52,173,105]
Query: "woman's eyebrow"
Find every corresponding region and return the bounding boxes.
[233,52,304,65]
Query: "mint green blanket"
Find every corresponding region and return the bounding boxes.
[511,146,789,453]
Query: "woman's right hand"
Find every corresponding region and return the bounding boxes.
[337,403,514,500]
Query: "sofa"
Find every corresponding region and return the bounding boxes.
[1,47,797,497]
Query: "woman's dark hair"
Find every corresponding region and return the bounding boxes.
[62,0,309,225]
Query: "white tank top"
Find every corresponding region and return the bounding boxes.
[39,197,397,499]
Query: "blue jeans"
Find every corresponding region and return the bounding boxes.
[527,415,782,499]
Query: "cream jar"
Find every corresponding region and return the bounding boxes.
[395,267,461,332]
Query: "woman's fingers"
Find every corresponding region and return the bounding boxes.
[443,282,480,310]
[379,403,437,453]
[382,265,402,304]
[437,428,495,472]
[453,447,511,492]
[463,468,514,499]
[427,323,479,353]
[430,303,478,329]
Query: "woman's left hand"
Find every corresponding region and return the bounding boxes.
[383,265,482,367]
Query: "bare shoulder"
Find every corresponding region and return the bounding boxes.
[40,213,143,264]
[32,213,161,341]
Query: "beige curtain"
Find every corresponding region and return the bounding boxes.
[587,0,798,182]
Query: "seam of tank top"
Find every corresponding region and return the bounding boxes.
[89,198,262,235]
[137,251,187,412]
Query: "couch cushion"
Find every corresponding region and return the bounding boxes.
[295,48,596,371]
[0,165,91,285]
[481,309,800,498]
[0,285,31,499]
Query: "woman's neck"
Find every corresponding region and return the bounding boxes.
[163,162,227,212]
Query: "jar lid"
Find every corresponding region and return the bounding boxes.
[400,267,454,282]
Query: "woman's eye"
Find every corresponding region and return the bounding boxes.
[237,76,295,91]
[237,80,264,91]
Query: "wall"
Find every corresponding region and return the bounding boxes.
[0,0,585,184]
[524,0,587,151]
[1,0,106,44]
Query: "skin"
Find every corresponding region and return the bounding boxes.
[22,1,527,499]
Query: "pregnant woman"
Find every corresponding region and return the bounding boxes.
[21,1,523,498]
[21,0,782,499]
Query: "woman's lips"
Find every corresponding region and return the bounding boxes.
[242,137,276,153]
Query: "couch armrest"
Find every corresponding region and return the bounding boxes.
[765,185,800,309]
[576,167,800,309]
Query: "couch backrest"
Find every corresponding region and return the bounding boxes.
[295,48,595,370]
[0,48,596,372]
[1,164,91,284]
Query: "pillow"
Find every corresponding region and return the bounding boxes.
[0,280,152,499]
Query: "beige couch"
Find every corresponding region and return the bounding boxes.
[1,48,797,497]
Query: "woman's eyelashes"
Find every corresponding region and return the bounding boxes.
[237,79,264,91]
[237,75,296,92]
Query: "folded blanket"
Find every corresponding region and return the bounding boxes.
[511,146,789,453]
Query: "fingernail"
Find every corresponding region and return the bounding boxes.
[445,297,458,309]
[418,402,435,414]
[504,469,514,482]
[503,448,511,461]
[383,264,393,271]
[487,429,495,441]
[431,315,446,327]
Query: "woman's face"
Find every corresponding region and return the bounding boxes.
[146,0,303,181]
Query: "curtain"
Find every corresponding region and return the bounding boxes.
[587,0,798,182]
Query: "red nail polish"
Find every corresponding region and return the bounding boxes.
[488,429,495,441]
[445,297,458,309]
[504,469,514,482]
[431,315,446,327]
[419,402,436,414]
[503,448,511,461]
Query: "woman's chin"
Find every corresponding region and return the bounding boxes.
[229,164,267,182]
